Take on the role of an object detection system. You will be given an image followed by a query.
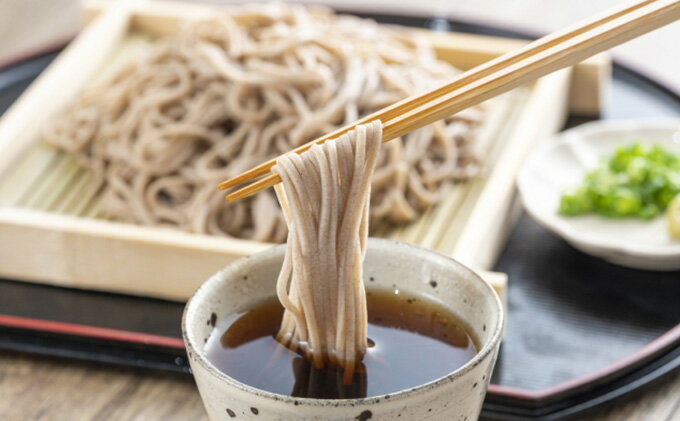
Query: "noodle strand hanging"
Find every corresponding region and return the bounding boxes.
[272,121,382,382]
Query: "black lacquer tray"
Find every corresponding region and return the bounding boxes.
[0,12,679,421]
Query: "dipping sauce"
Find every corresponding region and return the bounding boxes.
[205,288,478,399]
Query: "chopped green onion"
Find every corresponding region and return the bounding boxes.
[559,142,680,219]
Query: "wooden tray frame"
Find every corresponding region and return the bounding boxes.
[0,1,608,301]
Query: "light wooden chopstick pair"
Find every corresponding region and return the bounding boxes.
[219,0,680,202]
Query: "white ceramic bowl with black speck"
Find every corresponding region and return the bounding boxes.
[183,238,503,420]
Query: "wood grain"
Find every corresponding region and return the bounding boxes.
[0,351,678,420]
[0,352,207,421]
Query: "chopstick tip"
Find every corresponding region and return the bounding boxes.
[218,179,234,190]
[226,191,243,202]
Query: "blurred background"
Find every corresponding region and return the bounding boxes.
[1,0,679,90]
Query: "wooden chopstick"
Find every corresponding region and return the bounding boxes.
[221,0,680,201]
[217,0,653,192]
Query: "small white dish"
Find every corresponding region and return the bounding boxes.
[517,119,680,271]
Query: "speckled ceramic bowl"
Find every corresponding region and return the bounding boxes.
[183,238,503,420]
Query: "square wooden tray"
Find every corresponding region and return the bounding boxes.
[0,1,609,301]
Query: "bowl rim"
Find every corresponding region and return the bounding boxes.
[517,118,680,259]
[182,237,504,407]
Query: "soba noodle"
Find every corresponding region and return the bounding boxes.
[272,121,382,382]
[45,3,483,242]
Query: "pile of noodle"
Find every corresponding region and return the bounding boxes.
[45,3,483,242]
[272,121,382,382]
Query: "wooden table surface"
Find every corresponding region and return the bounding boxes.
[0,350,678,420]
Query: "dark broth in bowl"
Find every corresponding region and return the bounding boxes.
[205,288,478,399]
